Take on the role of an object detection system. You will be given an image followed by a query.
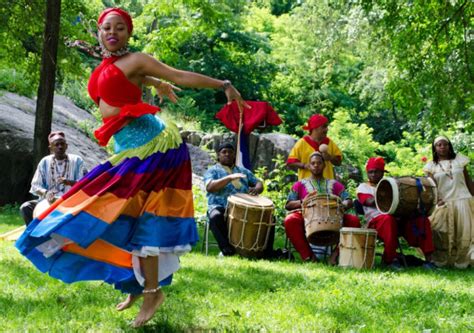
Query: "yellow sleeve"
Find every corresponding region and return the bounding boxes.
[328,140,342,160]
[287,139,305,163]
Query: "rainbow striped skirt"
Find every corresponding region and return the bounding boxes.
[16,114,198,294]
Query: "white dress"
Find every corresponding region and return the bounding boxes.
[424,154,474,268]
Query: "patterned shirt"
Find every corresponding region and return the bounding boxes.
[30,154,88,199]
[204,163,259,212]
[356,182,381,222]
[287,178,349,202]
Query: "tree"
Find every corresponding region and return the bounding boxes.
[33,0,61,166]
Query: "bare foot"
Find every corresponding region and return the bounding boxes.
[132,289,165,328]
[116,294,142,311]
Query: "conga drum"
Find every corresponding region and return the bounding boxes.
[375,177,437,217]
[339,227,377,269]
[226,193,275,258]
[302,192,344,246]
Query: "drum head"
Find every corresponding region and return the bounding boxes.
[228,193,274,207]
[375,177,399,214]
[33,199,51,219]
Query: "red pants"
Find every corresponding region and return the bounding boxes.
[284,211,361,261]
[368,214,434,264]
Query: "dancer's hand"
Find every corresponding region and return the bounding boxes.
[224,84,251,110]
[155,81,181,104]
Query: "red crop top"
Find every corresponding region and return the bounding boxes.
[87,56,160,146]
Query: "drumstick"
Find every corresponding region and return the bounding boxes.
[235,102,244,167]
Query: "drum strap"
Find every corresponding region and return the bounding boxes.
[412,178,427,238]
[415,178,427,217]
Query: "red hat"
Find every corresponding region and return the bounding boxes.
[302,114,328,131]
[98,8,133,34]
[366,157,386,172]
[48,131,66,144]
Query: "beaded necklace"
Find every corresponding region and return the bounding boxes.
[50,155,70,193]
[437,159,453,180]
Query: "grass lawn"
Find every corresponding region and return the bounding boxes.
[1,208,473,332]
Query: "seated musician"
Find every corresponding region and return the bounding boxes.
[204,142,269,256]
[356,157,436,269]
[284,152,360,262]
[19,131,87,225]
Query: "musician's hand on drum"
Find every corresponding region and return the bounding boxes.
[248,187,258,195]
[342,199,353,211]
[46,191,56,204]
[248,181,263,196]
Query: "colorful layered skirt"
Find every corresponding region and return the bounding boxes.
[16,114,198,294]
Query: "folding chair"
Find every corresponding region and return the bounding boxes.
[200,215,219,256]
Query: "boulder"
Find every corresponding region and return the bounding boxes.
[0,91,107,205]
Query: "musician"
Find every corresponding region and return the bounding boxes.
[19,131,87,225]
[287,114,342,180]
[204,142,264,256]
[284,152,360,262]
[356,157,436,269]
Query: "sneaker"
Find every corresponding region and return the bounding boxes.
[422,261,437,270]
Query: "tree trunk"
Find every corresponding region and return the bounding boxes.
[33,0,61,166]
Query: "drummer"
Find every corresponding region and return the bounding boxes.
[19,131,87,225]
[356,157,436,269]
[284,152,360,262]
[287,114,342,180]
[204,142,266,256]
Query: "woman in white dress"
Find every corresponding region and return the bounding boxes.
[423,136,474,268]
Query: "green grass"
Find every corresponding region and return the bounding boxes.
[1,209,473,332]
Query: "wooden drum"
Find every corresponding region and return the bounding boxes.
[339,227,377,269]
[226,193,275,258]
[375,176,437,217]
[302,192,344,246]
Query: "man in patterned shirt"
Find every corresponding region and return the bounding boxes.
[204,142,264,256]
[284,152,360,262]
[19,131,87,225]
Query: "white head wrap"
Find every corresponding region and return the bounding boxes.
[433,135,449,145]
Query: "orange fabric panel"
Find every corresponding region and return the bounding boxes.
[144,188,194,218]
[121,190,148,218]
[58,191,127,224]
[83,193,128,223]
[57,190,96,215]
[63,239,133,268]
[37,197,64,220]
[56,188,193,222]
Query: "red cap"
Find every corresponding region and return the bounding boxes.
[98,8,133,34]
[302,114,328,131]
[48,131,66,144]
[366,157,386,172]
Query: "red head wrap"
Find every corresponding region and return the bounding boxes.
[366,157,386,172]
[98,8,133,34]
[302,114,328,131]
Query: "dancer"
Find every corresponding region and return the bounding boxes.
[424,136,474,268]
[16,7,248,327]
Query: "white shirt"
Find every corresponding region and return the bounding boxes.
[30,154,87,198]
[423,154,472,202]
